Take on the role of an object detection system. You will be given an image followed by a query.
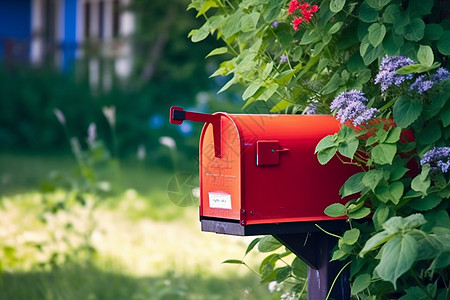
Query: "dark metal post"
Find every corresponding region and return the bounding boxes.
[274,232,350,300]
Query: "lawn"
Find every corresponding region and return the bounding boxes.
[0,152,288,300]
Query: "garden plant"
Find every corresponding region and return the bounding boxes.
[187,0,450,298]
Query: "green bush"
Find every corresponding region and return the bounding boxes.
[187,0,450,298]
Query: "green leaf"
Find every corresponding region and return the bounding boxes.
[338,139,359,159]
[417,122,441,145]
[431,251,450,269]
[270,99,293,112]
[276,266,292,282]
[317,147,337,165]
[330,0,346,12]
[368,23,386,47]
[383,30,404,55]
[292,257,307,278]
[323,72,343,94]
[383,214,426,233]
[331,249,348,261]
[206,47,228,58]
[222,259,245,264]
[274,69,296,86]
[390,166,409,181]
[315,135,337,153]
[360,231,392,256]
[261,62,273,80]
[372,143,397,165]
[245,238,261,255]
[328,22,343,35]
[217,76,236,93]
[366,0,391,10]
[409,193,443,211]
[441,101,450,127]
[375,235,418,289]
[222,9,245,38]
[324,203,346,217]
[262,0,283,23]
[385,127,402,143]
[362,169,384,191]
[240,12,260,33]
[258,236,282,252]
[389,181,404,205]
[351,274,371,295]
[417,45,434,67]
[437,31,450,56]
[343,228,360,245]
[242,82,263,100]
[396,63,428,74]
[382,4,400,24]
[373,205,390,231]
[339,172,365,198]
[360,36,384,65]
[312,42,325,57]
[259,253,278,276]
[375,186,391,203]
[411,166,431,194]
[189,22,210,42]
[393,96,423,128]
[399,286,432,300]
[424,89,450,120]
[299,29,320,45]
[195,0,219,17]
[259,83,278,101]
[359,2,378,22]
[404,18,425,42]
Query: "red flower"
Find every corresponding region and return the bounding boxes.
[288,0,299,14]
[292,16,304,31]
[288,1,320,30]
[302,9,312,22]
[310,4,319,12]
[299,3,310,10]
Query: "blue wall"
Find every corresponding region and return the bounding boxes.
[0,0,32,57]
[62,0,78,71]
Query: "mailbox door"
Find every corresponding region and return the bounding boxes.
[232,114,358,225]
[199,113,242,220]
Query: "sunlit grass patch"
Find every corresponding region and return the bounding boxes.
[0,153,280,299]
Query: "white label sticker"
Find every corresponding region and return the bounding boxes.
[208,192,232,209]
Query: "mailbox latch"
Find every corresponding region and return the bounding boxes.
[256,140,289,166]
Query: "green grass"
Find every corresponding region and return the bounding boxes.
[0,152,77,196]
[0,152,284,300]
[0,263,277,300]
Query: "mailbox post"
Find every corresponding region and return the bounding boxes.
[170,107,357,299]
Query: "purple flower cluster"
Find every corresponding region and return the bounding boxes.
[374,56,415,91]
[304,102,318,114]
[280,54,288,63]
[432,67,450,82]
[420,147,450,173]
[409,67,450,94]
[330,90,379,126]
[410,75,434,94]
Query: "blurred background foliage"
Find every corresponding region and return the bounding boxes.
[0,1,284,299]
[0,0,247,172]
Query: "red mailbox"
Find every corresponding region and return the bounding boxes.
[170,107,359,236]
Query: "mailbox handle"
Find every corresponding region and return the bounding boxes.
[170,106,222,158]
